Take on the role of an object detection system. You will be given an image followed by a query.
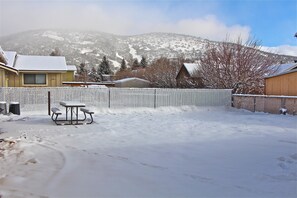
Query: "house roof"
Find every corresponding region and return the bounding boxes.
[114,77,150,83]
[14,55,67,71]
[183,63,200,76]
[266,63,297,78]
[3,51,17,67]
[0,51,18,73]
[67,65,77,71]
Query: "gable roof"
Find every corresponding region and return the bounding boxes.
[0,47,69,73]
[0,50,18,73]
[3,51,17,67]
[183,63,200,76]
[14,55,67,71]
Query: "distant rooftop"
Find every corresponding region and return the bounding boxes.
[183,63,200,76]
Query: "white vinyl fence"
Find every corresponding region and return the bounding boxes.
[0,87,232,113]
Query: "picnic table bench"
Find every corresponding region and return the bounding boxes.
[51,101,94,125]
[80,108,94,124]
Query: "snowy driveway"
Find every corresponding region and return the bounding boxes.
[0,107,296,198]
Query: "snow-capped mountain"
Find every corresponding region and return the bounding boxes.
[0,30,295,72]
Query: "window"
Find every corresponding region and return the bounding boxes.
[24,74,46,85]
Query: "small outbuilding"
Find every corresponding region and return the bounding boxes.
[265,63,297,96]
[114,77,150,88]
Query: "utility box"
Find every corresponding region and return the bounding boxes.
[9,102,20,115]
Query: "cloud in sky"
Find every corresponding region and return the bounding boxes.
[262,45,297,57]
[0,1,250,42]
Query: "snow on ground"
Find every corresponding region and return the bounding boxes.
[41,31,64,41]
[128,44,142,62]
[109,60,121,68]
[80,48,93,54]
[0,106,296,198]
[116,52,123,60]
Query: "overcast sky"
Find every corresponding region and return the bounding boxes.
[0,0,296,49]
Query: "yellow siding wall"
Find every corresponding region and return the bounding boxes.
[63,71,75,82]
[7,72,21,87]
[265,72,297,96]
[48,73,64,87]
[4,72,64,87]
[0,69,5,87]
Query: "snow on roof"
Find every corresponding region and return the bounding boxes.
[267,62,297,78]
[3,51,17,67]
[115,77,150,83]
[67,65,77,71]
[87,85,108,88]
[270,63,297,75]
[183,63,200,75]
[14,55,67,71]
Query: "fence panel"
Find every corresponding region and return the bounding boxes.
[0,87,232,113]
[156,89,231,107]
[110,88,155,108]
[233,94,297,115]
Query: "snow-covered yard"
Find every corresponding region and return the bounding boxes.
[0,107,296,198]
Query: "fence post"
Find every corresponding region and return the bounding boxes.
[253,96,256,112]
[48,91,51,116]
[154,89,157,108]
[108,88,111,108]
[281,97,286,108]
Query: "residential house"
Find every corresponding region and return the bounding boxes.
[176,63,203,88]
[0,47,76,87]
[265,63,297,96]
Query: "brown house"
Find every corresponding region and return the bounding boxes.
[176,63,203,88]
[0,47,76,87]
[265,63,297,96]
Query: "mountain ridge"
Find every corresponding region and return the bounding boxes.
[0,29,296,72]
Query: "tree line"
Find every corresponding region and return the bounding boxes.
[51,37,286,94]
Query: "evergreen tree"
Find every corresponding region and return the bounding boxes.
[131,59,140,70]
[120,58,127,71]
[98,56,111,75]
[140,56,147,68]
[89,67,100,82]
[78,62,88,82]
[79,62,86,74]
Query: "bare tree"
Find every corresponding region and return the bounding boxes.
[199,38,278,94]
[144,57,179,88]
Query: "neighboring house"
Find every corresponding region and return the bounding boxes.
[176,63,203,88]
[0,47,76,87]
[114,77,150,88]
[265,63,297,96]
